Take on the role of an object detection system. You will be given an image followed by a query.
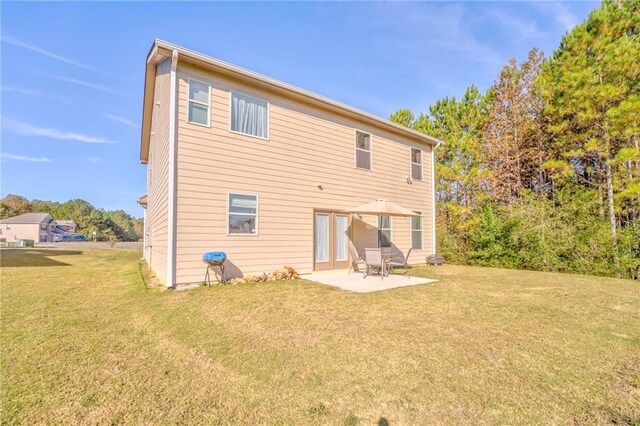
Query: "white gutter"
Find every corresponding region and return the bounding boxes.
[166,49,178,289]
[152,39,445,147]
[431,141,442,256]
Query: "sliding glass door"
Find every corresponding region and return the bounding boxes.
[314,211,351,271]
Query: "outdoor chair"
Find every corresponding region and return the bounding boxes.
[348,245,365,274]
[387,248,412,275]
[364,248,386,279]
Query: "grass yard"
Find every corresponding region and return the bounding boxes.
[1,248,639,424]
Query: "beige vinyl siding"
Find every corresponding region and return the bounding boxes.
[145,58,171,283]
[0,224,42,242]
[172,63,433,284]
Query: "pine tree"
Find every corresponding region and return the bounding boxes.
[539,0,640,273]
[483,48,545,202]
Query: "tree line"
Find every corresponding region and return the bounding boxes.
[0,194,143,242]
[391,0,639,278]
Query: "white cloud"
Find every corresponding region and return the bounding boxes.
[1,152,52,162]
[103,113,139,128]
[369,3,504,69]
[50,96,78,107]
[56,76,129,97]
[1,35,114,76]
[0,86,42,96]
[534,2,579,32]
[87,157,102,163]
[489,9,547,41]
[3,118,117,144]
[0,87,83,107]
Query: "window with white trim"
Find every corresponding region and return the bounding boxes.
[355,131,371,170]
[411,211,423,249]
[411,148,423,181]
[228,194,258,235]
[230,92,268,139]
[378,215,392,248]
[187,79,210,126]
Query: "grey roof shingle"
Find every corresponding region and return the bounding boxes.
[0,213,53,224]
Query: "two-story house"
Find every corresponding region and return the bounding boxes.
[139,40,442,288]
[0,213,77,242]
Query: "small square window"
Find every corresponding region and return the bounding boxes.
[187,79,210,126]
[230,92,269,139]
[411,148,423,181]
[228,194,258,235]
[411,212,423,250]
[356,132,370,150]
[355,131,371,170]
[378,215,392,248]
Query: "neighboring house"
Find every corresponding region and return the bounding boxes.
[0,213,77,243]
[53,220,77,234]
[139,40,443,288]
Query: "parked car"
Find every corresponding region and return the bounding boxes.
[57,234,86,242]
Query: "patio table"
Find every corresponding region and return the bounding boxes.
[380,250,395,276]
[382,251,395,277]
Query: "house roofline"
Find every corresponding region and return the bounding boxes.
[139,39,444,163]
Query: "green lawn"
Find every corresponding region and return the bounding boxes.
[1,248,639,424]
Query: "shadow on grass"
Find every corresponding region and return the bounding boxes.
[0,249,82,267]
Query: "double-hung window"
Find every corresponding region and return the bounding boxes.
[228,194,258,235]
[411,148,423,181]
[355,131,372,170]
[230,92,268,139]
[378,215,392,248]
[411,212,423,249]
[188,79,211,126]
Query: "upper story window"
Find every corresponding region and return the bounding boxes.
[355,131,372,170]
[411,148,423,181]
[6,225,11,230]
[40,224,47,230]
[228,193,258,235]
[187,79,211,126]
[411,211,423,250]
[378,215,392,248]
[230,92,268,139]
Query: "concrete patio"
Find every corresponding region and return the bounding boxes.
[307,270,437,293]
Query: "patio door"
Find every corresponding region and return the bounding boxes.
[314,211,350,271]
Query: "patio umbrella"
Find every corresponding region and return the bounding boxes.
[345,200,418,275]
[344,199,418,248]
[343,199,419,217]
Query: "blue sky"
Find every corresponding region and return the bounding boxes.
[1,1,598,217]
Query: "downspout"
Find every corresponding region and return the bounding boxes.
[141,207,146,261]
[431,141,442,256]
[166,49,179,289]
